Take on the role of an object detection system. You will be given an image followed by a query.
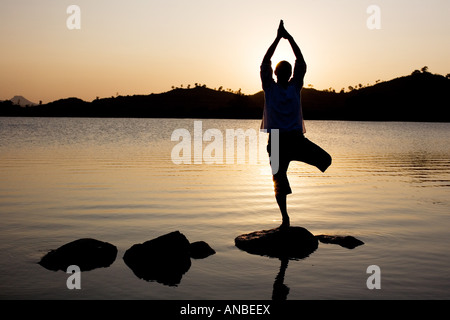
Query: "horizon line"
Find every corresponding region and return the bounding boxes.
[4,67,448,105]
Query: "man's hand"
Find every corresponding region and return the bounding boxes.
[263,20,293,63]
[277,20,290,39]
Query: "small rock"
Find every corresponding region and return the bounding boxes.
[189,241,216,259]
[316,235,364,249]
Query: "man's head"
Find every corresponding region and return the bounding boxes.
[275,60,292,84]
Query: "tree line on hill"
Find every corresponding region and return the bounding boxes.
[1,68,449,122]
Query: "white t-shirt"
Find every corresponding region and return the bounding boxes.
[260,60,307,133]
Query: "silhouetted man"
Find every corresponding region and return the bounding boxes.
[261,20,332,229]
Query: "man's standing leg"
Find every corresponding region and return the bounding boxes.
[276,193,289,228]
[273,159,291,228]
[269,132,292,228]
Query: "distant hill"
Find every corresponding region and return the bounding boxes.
[1,71,449,122]
[9,95,37,107]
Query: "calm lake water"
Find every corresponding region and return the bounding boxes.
[0,117,449,300]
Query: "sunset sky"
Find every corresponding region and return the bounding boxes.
[1,0,449,104]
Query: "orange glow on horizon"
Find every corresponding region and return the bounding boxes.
[1,0,449,104]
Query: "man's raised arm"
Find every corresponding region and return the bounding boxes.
[262,21,284,64]
[283,28,306,67]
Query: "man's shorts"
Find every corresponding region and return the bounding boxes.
[267,130,332,196]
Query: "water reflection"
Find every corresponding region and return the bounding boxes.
[1,118,449,299]
[272,258,290,300]
[391,152,450,187]
[235,227,318,300]
[235,227,364,300]
[336,152,450,188]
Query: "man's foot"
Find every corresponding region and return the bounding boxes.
[279,218,290,230]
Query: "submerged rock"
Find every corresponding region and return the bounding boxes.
[39,238,117,272]
[123,231,215,286]
[316,235,364,249]
[235,227,319,259]
[189,241,216,259]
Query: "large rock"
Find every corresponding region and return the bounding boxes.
[235,227,318,259]
[39,238,117,272]
[123,231,215,286]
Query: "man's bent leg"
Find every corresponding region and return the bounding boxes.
[294,137,332,173]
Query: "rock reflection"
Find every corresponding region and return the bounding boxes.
[235,226,364,300]
[123,231,215,287]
